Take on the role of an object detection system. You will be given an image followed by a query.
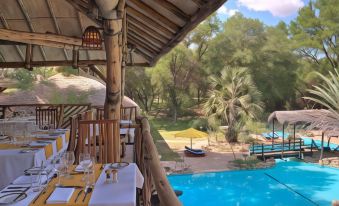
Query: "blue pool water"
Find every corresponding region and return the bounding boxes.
[168,160,339,206]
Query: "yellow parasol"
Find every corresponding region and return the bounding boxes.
[174,128,208,149]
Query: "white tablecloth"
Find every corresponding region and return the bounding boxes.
[0,148,46,190]
[89,163,144,206]
[0,130,69,189]
[0,163,144,206]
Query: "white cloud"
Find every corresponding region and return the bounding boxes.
[217,5,239,17]
[237,0,304,17]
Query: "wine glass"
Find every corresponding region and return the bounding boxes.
[64,151,75,178]
[79,153,91,181]
[53,157,65,186]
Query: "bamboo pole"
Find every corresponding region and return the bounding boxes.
[103,17,123,162]
[141,117,182,206]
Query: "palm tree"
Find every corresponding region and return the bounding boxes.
[203,67,263,142]
[304,69,339,118]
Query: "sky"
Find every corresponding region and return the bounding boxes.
[217,0,310,26]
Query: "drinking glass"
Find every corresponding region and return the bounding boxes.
[53,158,66,186]
[31,171,43,192]
[64,151,75,178]
[79,153,91,181]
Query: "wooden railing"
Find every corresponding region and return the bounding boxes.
[136,117,182,206]
[0,104,91,128]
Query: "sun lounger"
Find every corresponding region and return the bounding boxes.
[184,146,206,157]
[262,132,279,140]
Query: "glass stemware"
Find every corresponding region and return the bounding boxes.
[79,153,91,181]
[64,151,75,178]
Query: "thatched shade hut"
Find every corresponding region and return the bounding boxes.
[268,109,339,160]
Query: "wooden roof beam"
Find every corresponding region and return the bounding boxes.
[153,0,190,21]
[133,48,153,62]
[0,29,83,49]
[0,60,146,68]
[128,30,162,50]
[127,14,171,40]
[127,0,179,32]
[126,7,174,36]
[191,0,207,7]
[127,19,168,44]
[17,0,47,61]
[127,37,158,55]
[150,0,227,66]
[0,12,24,61]
[0,60,106,68]
[46,0,70,60]
[89,64,106,83]
[66,0,102,26]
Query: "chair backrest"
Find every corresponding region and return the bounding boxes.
[96,107,104,120]
[77,119,119,164]
[36,106,58,129]
[120,106,137,122]
[68,110,95,160]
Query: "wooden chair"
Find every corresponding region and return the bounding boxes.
[120,106,137,122]
[67,109,94,162]
[77,119,120,163]
[36,106,58,129]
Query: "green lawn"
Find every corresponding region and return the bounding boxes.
[149,117,196,161]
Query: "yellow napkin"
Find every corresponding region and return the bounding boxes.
[56,137,63,152]
[65,130,70,143]
[0,144,22,150]
[43,144,53,159]
[30,164,102,206]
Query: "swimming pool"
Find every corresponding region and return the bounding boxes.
[168,159,339,206]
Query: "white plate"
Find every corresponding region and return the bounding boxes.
[0,193,27,204]
[109,162,129,169]
[0,136,9,140]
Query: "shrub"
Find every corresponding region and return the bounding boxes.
[191,118,208,131]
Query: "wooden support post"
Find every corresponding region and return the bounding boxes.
[25,44,33,70]
[103,6,123,162]
[293,124,296,150]
[272,118,275,148]
[320,131,325,161]
[72,48,79,69]
[281,124,285,159]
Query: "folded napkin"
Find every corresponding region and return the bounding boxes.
[29,141,48,147]
[35,134,58,139]
[46,188,75,204]
[12,175,47,185]
[75,160,93,172]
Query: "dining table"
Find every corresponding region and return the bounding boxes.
[0,129,70,189]
[0,163,144,206]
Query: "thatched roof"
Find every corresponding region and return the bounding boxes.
[268,110,339,133]
[0,73,138,107]
[0,0,226,67]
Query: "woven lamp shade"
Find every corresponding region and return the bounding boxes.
[82,26,102,49]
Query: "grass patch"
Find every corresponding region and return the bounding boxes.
[149,117,195,131]
[149,119,181,161]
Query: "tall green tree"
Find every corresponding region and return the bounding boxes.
[184,14,221,103]
[304,69,339,117]
[152,44,193,121]
[125,67,157,112]
[203,67,263,142]
[290,0,339,69]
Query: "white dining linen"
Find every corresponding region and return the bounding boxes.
[0,163,144,206]
[46,188,75,204]
[0,130,69,189]
[0,148,46,189]
[89,163,144,206]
